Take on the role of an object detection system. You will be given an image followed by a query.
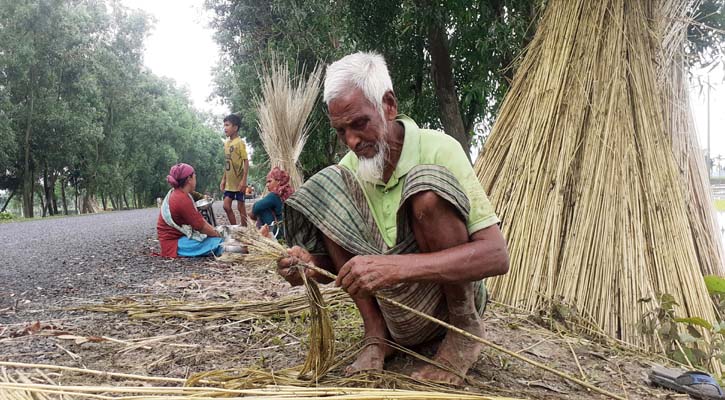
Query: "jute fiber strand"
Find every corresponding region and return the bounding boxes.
[0,364,524,400]
[255,57,323,189]
[473,0,719,350]
[657,0,725,276]
[77,289,350,321]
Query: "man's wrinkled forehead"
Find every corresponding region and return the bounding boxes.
[326,88,376,118]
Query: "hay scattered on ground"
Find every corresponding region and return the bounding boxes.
[0,364,523,400]
[76,289,349,322]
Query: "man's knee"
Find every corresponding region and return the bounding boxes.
[223,203,232,212]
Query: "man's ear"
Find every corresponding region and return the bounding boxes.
[382,90,398,121]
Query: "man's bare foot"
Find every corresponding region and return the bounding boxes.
[411,312,483,385]
[344,337,395,376]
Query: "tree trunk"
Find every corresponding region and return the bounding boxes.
[60,178,68,215]
[123,192,130,209]
[81,192,100,214]
[74,180,79,214]
[110,194,117,210]
[36,186,46,217]
[1,189,15,213]
[49,173,58,215]
[426,15,470,158]
[51,180,58,214]
[43,162,54,216]
[100,192,107,210]
[30,171,36,216]
[22,75,36,218]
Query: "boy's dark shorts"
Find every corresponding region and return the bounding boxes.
[223,191,245,201]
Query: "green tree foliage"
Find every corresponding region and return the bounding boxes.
[343,0,540,151]
[0,0,223,217]
[688,0,725,68]
[206,0,350,177]
[206,0,724,169]
[205,0,540,168]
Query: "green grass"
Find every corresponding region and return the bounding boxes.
[716,199,725,212]
[0,210,115,224]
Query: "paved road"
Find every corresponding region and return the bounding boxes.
[0,207,208,317]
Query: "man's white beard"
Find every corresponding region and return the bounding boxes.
[357,141,387,183]
[356,119,389,183]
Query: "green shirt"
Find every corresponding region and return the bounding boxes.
[339,115,499,247]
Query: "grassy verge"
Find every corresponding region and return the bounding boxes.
[0,209,121,224]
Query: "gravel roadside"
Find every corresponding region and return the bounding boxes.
[0,206,218,321]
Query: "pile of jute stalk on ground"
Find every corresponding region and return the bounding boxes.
[0,363,522,400]
[473,0,724,353]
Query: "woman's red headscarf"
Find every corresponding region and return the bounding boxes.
[268,167,294,201]
[167,163,195,188]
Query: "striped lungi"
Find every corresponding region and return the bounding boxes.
[284,164,486,346]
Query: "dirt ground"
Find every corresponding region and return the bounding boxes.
[1,258,684,399]
[0,206,687,399]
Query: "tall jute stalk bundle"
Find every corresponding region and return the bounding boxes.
[656,0,725,276]
[255,57,323,189]
[473,0,721,351]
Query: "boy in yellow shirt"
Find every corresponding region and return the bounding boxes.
[219,114,249,226]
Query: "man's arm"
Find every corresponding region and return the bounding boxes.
[336,225,509,297]
[220,169,226,192]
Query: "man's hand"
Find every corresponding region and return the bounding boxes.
[219,181,225,192]
[336,255,401,297]
[277,246,315,286]
[237,182,247,193]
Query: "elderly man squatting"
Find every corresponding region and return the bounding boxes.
[277,52,509,384]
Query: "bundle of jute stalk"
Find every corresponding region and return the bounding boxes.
[473,0,721,355]
[656,0,725,276]
[78,289,349,321]
[225,223,335,379]
[255,55,322,189]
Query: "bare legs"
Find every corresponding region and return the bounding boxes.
[319,190,482,383]
[237,199,248,226]
[222,196,247,226]
[321,235,394,375]
[407,191,483,385]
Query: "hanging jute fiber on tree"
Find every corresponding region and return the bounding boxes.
[474,0,723,352]
[255,56,322,189]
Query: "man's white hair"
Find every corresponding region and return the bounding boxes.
[323,52,393,112]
